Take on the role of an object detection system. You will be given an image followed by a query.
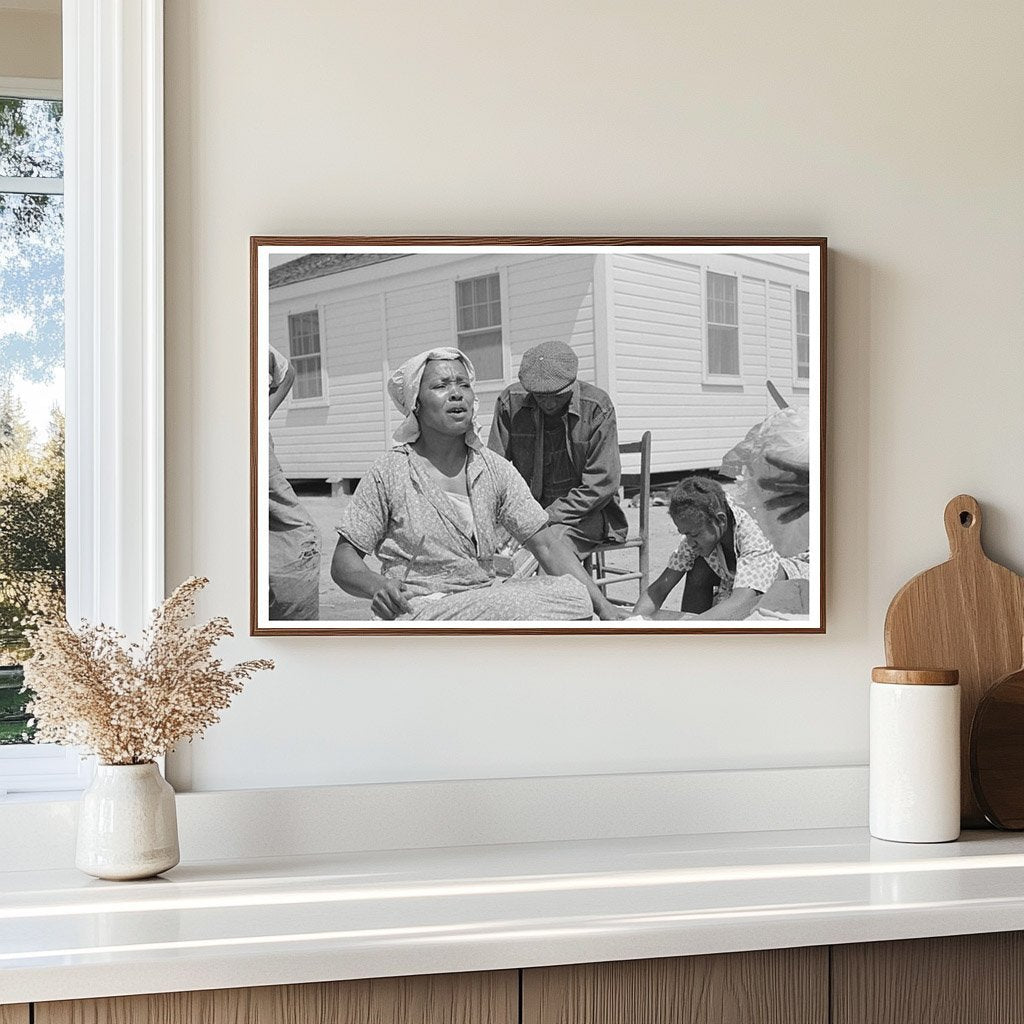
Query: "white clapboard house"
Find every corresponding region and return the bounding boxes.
[267,251,811,492]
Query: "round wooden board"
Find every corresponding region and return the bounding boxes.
[971,664,1024,829]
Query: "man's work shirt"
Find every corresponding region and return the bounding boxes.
[487,380,628,544]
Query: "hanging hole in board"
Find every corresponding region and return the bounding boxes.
[960,511,974,527]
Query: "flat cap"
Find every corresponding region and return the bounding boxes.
[518,341,579,394]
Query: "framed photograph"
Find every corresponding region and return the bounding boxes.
[250,237,826,635]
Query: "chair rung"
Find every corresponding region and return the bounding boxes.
[591,539,643,553]
[595,565,638,578]
[595,573,643,588]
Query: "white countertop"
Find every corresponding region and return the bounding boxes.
[4,826,1024,1005]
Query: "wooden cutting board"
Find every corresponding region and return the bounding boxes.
[884,494,1024,827]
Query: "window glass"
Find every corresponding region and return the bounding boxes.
[456,274,503,380]
[0,98,63,178]
[287,311,324,399]
[795,288,810,380]
[706,271,739,377]
[0,97,65,745]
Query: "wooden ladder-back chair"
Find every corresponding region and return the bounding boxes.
[586,431,652,606]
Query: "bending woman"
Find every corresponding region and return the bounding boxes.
[331,348,625,622]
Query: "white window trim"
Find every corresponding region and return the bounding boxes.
[701,266,745,386]
[0,744,92,796]
[0,175,64,195]
[284,304,330,408]
[451,267,509,384]
[0,1,165,797]
[792,284,811,389]
[0,76,62,101]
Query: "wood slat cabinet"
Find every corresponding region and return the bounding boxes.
[34,971,517,1024]
[831,932,1024,1024]
[522,948,828,1024]
[15,932,1024,1024]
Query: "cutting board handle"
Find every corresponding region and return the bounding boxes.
[944,494,983,559]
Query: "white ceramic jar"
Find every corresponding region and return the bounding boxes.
[76,762,180,880]
[870,667,961,843]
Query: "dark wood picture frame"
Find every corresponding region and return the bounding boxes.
[250,236,827,636]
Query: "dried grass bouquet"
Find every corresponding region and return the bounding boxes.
[22,577,273,765]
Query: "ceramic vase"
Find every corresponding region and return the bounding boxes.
[75,762,180,880]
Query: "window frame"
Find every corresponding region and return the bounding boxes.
[701,267,744,385]
[452,268,509,388]
[0,0,165,797]
[793,285,811,387]
[284,304,330,407]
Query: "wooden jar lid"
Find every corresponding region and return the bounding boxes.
[871,667,960,686]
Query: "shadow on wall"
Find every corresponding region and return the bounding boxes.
[826,249,872,635]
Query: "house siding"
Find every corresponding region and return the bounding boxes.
[611,253,811,473]
[506,254,597,384]
[266,250,812,483]
[270,294,388,479]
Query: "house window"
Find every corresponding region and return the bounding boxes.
[456,274,503,381]
[0,92,65,748]
[705,271,740,377]
[287,310,324,400]
[795,288,810,381]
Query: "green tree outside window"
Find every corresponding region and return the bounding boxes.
[0,95,65,743]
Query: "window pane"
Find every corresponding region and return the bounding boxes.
[292,355,323,399]
[458,329,503,380]
[0,664,30,743]
[457,274,500,333]
[707,272,737,326]
[708,325,739,376]
[288,311,320,357]
[0,182,65,744]
[797,335,810,378]
[796,288,810,335]
[0,98,63,179]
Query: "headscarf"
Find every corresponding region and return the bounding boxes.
[387,347,484,449]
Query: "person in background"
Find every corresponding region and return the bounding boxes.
[632,476,782,621]
[487,340,627,560]
[268,345,321,620]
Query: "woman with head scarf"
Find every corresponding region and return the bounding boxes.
[331,348,625,621]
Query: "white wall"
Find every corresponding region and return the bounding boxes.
[163,1,1024,791]
[0,7,61,80]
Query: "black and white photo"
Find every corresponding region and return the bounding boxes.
[250,238,826,634]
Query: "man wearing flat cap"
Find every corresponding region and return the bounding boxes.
[488,340,627,558]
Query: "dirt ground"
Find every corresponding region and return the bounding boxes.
[305,490,689,621]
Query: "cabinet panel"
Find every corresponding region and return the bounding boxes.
[523,948,828,1024]
[36,971,517,1024]
[832,932,1024,1024]
[0,1007,29,1024]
